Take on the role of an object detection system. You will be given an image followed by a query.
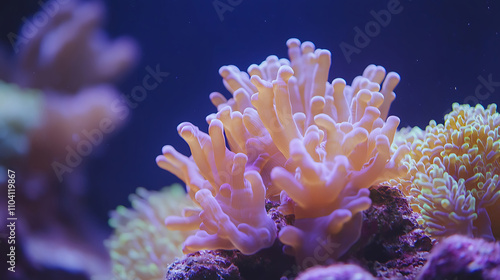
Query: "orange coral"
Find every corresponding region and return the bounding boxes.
[157,119,276,254]
[156,39,407,264]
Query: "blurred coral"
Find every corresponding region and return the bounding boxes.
[106,184,195,280]
[0,0,138,176]
[29,85,125,174]
[9,0,138,175]
[156,38,407,266]
[12,0,138,93]
[0,0,138,278]
[0,82,42,167]
[390,103,500,240]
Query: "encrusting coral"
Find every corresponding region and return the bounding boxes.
[106,185,195,280]
[156,38,409,266]
[417,234,500,280]
[390,103,500,240]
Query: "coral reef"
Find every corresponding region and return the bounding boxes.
[107,37,498,279]
[128,188,426,280]
[156,38,408,267]
[390,103,500,240]
[106,185,196,280]
[416,235,500,280]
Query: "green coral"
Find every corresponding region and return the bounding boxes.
[391,103,500,240]
[105,184,197,280]
[0,81,43,171]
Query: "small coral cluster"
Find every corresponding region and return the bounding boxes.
[155,38,407,266]
[390,103,500,240]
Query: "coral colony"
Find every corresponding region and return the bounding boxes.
[107,39,500,279]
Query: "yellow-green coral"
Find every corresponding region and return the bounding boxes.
[413,158,477,238]
[105,184,196,280]
[390,103,500,240]
[0,81,43,165]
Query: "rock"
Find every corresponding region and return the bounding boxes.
[417,235,500,280]
[166,251,241,280]
[341,186,433,279]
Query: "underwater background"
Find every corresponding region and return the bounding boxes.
[0,0,499,279]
